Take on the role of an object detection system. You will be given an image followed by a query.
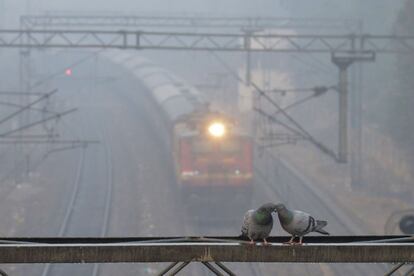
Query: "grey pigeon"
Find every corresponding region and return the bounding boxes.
[241,203,278,245]
[275,203,329,245]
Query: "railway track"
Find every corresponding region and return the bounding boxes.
[40,107,114,276]
[39,142,86,276]
[91,128,113,276]
[94,74,190,276]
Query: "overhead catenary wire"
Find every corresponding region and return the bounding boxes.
[0,91,47,96]
[253,107,307,139]
[29,49,106,90]
[0,100,58,115]
[0,108,77,137]
[209,50,310,137]
[209,51,337,160]
[0,139,98,144]
[0,88,58,126]
[270,86,332,116]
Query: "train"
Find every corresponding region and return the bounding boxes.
[104,50,253,218]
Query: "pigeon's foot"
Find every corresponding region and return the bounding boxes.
[284,241,303,246]
[249,239,255,246]
[290,237,304,246]
[263,239,269,246]
[283,236,296,245]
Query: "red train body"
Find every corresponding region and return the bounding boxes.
[177,134,253,188]
[172,113,253,214]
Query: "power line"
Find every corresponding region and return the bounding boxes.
[210,51,338,160]
[0,100,58,115]
[0,108,76,137]
[0,89,58,126]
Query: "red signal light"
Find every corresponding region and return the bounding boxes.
[65,68,72,76]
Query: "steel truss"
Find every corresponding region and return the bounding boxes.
[0,236,412,263]
[19,14,359,31]
[0,29,413,53]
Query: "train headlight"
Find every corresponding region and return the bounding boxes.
[207,122,226,138]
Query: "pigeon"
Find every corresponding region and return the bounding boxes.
[241,203,278,245]
[275,203,329,245]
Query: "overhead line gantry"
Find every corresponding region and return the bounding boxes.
[2,28,413,163]
[13,14,413,164]
[0,29,413,53]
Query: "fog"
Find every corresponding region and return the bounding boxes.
[1,1,404,29]
[0,1,413,275]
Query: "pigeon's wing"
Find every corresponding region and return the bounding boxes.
[284,210,314,236]
[241,210,254,236]
[290,211,329,236]
[250,218,273,240]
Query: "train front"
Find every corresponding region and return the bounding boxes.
[174,113,253,219]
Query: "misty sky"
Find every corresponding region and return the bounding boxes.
[0,0,287,29]
[3,0,288,18]
[0,0,405,32]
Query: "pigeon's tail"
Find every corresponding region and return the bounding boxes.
[314,220,329,235]
[240,222,249,238]
[315,229,329,235]
[239,232,250,241]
